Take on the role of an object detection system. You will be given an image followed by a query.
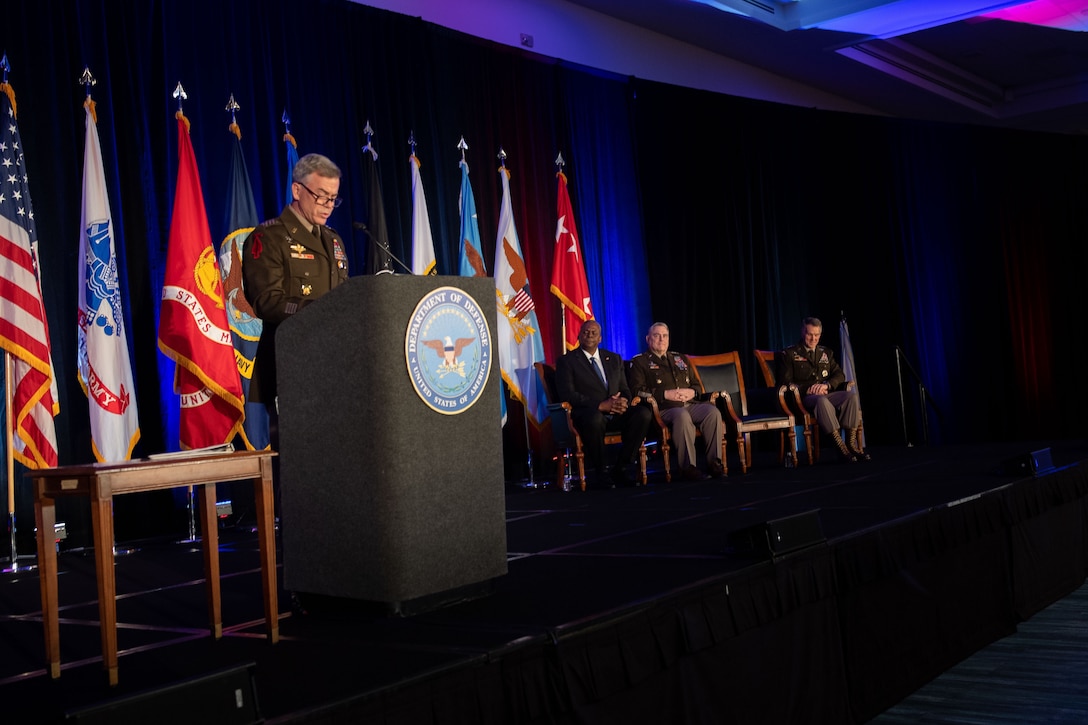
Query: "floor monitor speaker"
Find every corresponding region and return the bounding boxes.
[727,509,825,559]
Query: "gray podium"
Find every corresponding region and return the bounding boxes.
[276,275,507,614]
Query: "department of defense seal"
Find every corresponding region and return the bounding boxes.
[405,286,493,414]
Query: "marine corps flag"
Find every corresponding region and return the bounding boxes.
[410,153,437,275]
[493,163,547,427]
[158,111,245,449]
[219,120,268,450]
[77,94,140,461]
[550,169,593,351]
[0,75,59,469]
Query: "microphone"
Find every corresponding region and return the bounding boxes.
[353,222,413,275]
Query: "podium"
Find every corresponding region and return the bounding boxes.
[276,275,507,613]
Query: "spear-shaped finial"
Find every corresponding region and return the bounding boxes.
[225,94,240,124]
[555,152,565,170]
[226,94,241,139]
[79,67,96,98]
[498,147,507,168]
[282,108,291,135]
[0,54,10,85]
[408,131,417,158]
[361,120,376,160]
[172,81,187,112]
[79,68,99,122]
[457,136,469,161]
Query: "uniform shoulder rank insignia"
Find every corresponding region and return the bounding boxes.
[258,218,278,228]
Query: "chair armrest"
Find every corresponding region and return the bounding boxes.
[640,394,670,431]
[714,391,744,423]
[546,401,579,447]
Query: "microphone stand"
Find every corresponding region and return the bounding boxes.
[353,222,414,275]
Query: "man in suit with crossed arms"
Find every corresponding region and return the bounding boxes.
[556,320,652,488]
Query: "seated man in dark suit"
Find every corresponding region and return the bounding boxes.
[555,320,652,488]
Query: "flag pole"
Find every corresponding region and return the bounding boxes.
[5,351,19,571]
[522,410,537,488]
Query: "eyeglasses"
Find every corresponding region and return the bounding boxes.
[296,181,343,208]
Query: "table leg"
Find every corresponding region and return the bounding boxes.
[254,457,279,643]
[196,483,222,638]
[89,488,118,686]
[34,482,60,679]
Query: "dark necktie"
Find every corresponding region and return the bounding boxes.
[591,357,607,387]
[312,225,321,240]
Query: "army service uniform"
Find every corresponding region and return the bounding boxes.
[627,351,724,474]
[242,207,349,407]
[777,342,860,436]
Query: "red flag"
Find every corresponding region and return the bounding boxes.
[157,112,244,449]
[0,80,59,469]
[550,171,593,351]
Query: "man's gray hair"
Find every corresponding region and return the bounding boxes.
[292,153,341,182]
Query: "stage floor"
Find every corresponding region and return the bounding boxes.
[3,440,1087,724]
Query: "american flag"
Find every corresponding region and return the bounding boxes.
[0,80,59,469]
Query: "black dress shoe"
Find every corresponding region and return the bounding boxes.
[680,465,709,481]
[610,466,636,487]
[707,459,726,479]
[589,469,615,490]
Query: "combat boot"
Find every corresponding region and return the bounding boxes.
[832,431,857,463]
[847,428,870,460]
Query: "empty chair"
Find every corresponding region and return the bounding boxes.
[689,352,797,473]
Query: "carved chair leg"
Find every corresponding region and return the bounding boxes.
[736,433,748,474]
[720,438,728,477]
[638,442,648,486]
[575,451,587,491]
[662,438,672,482]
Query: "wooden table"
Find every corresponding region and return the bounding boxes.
[32,450,278,686]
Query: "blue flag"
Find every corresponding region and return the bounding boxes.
[219,127,269,450]
[284,130,300,210]
[458,159,486,278]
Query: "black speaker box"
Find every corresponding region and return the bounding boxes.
[65,663,260,724]
[727,509,825,559]
[998,447,1055,476]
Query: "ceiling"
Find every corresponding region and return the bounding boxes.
[563,0,1088,134]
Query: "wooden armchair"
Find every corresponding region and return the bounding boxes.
[754,349,816,465]
[637,393,727,482]
[755,349,866,462]
[534,362,648,490]
[688,352,797,473]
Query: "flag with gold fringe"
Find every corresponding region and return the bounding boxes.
[493,162,546,427]
[77,91,140,461]
[550,168,593,351]
[0,72,59,469]
[158,109,244,449]
[218,114,268,450]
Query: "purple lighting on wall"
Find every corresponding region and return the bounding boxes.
[981,0,1088,31]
